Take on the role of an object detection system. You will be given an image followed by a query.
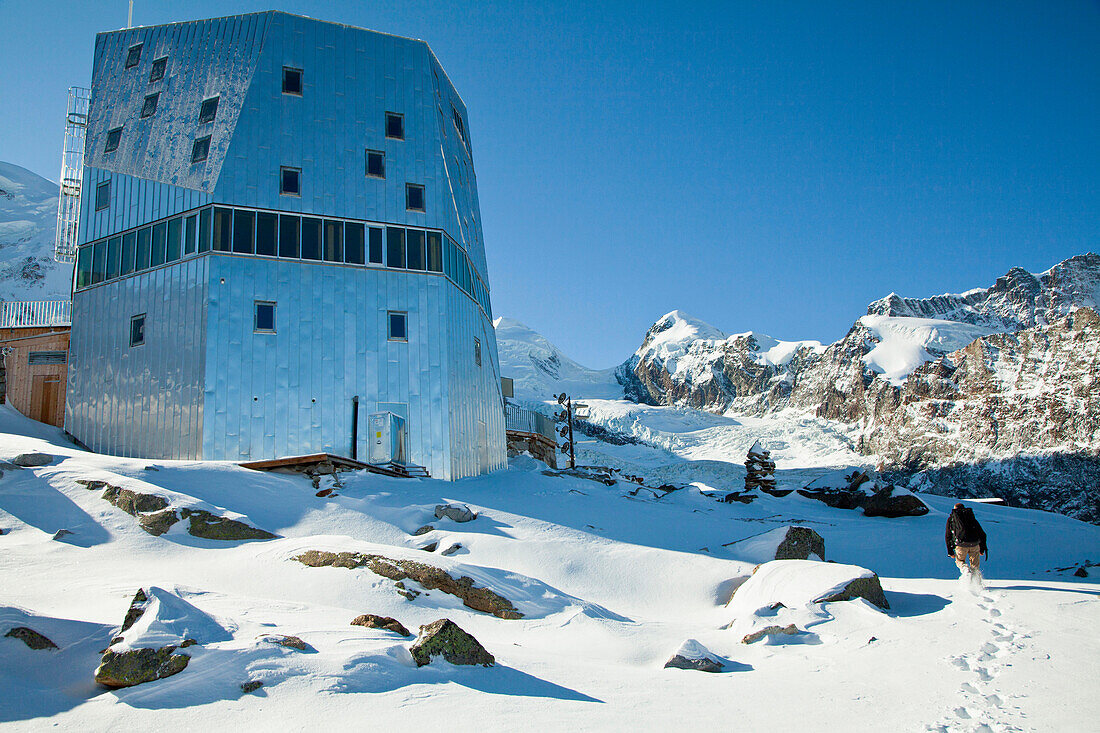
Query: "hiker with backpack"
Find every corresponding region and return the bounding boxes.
[945,502,988,576]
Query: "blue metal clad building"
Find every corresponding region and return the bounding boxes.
[66,11,507,478]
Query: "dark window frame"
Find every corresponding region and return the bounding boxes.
[104,127,122,153]
[254,301,276,334]
[385,112,404,140]
[140,92,159,118]
[280,166,301,196]
[125,44,143,69]
[191,135,211,163]
[474,337,482,367]
[388,311,408,342]
[149,56,167,83]
[406,183,425,212]
[282,66,303,95]
[95,181,110,211]
[198,96,219,124]
[130,313,146,347]
[365,149,385,178]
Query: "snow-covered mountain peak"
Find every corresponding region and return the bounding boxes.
[0,161,72,302]
[637,310,728,360]
[493,317,623,401]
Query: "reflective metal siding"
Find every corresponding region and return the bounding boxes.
[216,16,440,227]
[86,13,271,193]
[65,257,208,459]
[201,255,467,473]
[79,167,211,243]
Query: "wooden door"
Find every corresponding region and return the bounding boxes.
[31,375,61,426]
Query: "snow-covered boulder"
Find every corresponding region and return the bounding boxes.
[724,526,826,563]
[663,639,724,673]
[729,560,890,613]
[435,503,476,523]
[94,587,230,688]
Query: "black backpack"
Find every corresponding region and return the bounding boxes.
[950,507,982,544]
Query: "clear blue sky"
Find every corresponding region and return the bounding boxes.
[2,1,1097,367]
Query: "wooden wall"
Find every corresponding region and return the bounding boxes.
[0,327,71,427]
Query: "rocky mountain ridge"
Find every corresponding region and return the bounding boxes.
[611,254,1100,523]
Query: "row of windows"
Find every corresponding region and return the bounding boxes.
[104,96,219,157]
[75,205,492,317]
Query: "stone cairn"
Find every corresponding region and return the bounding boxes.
[744,440,779,495]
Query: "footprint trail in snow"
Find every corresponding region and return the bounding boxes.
[927,577,1034,733]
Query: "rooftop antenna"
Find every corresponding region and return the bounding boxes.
[128,0,133,28]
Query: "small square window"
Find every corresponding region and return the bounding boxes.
[191,136,210,163]
[406,183,425,212]
[130,314,146,347]
[125,44,142,69]
[280,166,301,196]
[282,67,302,95]
[104,127,122,153]
[388,311,407,341]
[254,301,276,333]
[365,149,385,178]
[474,337,482,367]
[385,112,404,140]
[95,181,110,211]
[149,57,167,83]
[140,93,159,118]
[199,96,219,124]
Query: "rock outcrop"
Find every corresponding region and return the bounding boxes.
[293,551,523,619]
[723,526,826,562]
[351,614,411,637]
[4,626,57,650]
[98,482,277,540]
[409,619,494,667]
[11,453,53,467]
[815,575,890,610]
[798,470,928,518]
[95,646,190,688]
[742,623,800,644]
[434,503,476,523]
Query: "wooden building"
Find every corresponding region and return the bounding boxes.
[0,301,72,428]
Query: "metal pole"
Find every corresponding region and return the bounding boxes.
[128,0,133,28]
[567,398,575,469]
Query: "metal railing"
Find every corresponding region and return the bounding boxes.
[0,300,72,328]
[504,401,556,442]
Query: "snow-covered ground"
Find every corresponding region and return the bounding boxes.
[1,405,1097,731]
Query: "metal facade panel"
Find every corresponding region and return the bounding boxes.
[79,167,211,243]
[85,13,271,194]
[65,257,208,459]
